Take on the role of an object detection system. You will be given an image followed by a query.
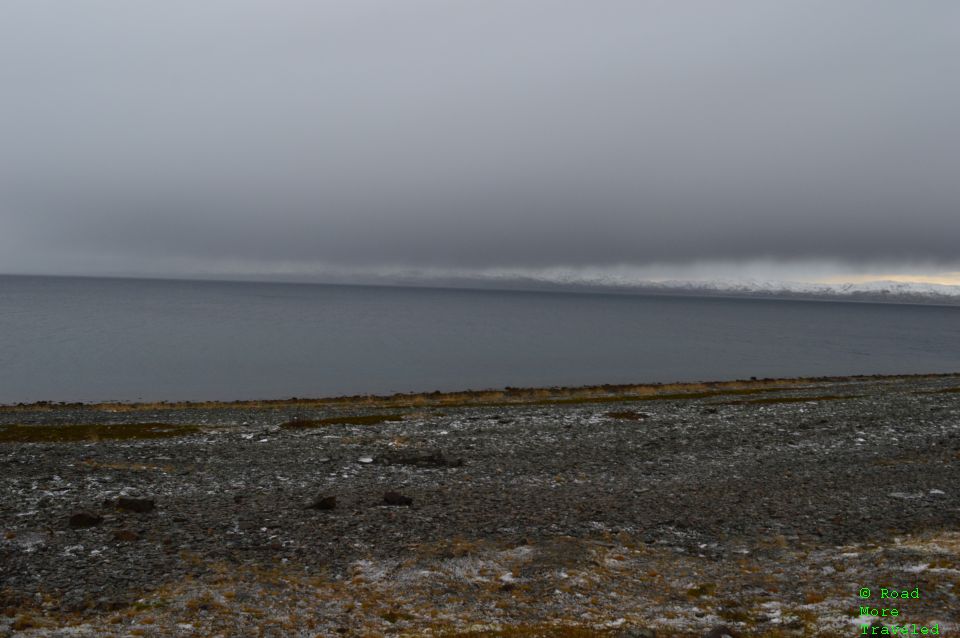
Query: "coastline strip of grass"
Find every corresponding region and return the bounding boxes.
[0,422,199,443]
[3,372,956,414]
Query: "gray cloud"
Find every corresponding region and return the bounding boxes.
[1,1,959,278]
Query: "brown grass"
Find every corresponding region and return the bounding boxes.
[2,373,956,414]
[0,422,199,444]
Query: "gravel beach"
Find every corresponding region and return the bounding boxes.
[2,374,959,637]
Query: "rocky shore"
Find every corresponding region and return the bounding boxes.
[1,374,959,636]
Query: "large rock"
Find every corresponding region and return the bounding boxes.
[68,512,103,528]
[383,491,413,506]
[116,497,155,513]
[306,495,337,510]
[112,529,139,542]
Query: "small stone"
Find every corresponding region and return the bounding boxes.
[307,495,337,510]
[69,512,103,528]
[117,497,155,513]
[358,457,374,464]
[383,491,413,506]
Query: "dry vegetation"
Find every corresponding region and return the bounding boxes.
[4,530,958,636]
[0,422,199,444]
[3,372,953,414]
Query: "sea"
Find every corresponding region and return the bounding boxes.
[1,274,958,404]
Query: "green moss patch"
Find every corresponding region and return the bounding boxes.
[0,422,199,443]
[280,413,405,429]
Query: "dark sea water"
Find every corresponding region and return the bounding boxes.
[1,275,958,403]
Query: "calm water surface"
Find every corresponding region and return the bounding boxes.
[1,275,958,403]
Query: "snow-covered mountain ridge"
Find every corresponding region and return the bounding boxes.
[647,278,960,297]
[545,277,960,304]
[271,267,960,305]
[390,271,960,305]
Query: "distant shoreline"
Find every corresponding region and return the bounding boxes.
[3,271,960,308]
[3,371,957,412]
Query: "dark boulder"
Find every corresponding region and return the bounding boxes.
[306,495,337,510]
[69,512,103,528]
[112,529,139,542]
[117,497,155,513]
[383,491,413,506]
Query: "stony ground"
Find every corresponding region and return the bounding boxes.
[1,375,959,637]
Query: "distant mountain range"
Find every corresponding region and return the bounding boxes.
[78,270,960,306]
[365,272,960,306]
[615,278,960,305]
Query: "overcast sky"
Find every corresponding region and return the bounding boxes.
[1,1,958,284]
